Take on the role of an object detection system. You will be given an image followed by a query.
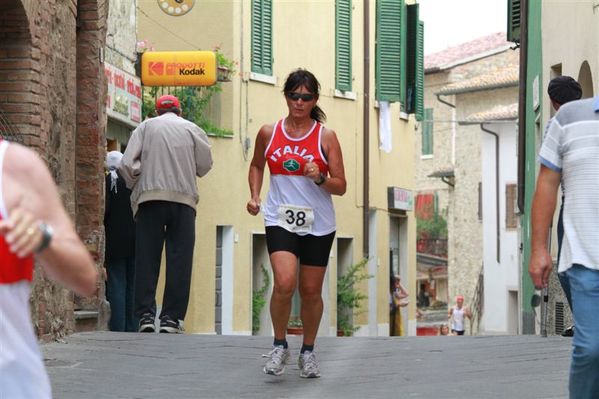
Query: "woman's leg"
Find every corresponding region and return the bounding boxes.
[269,251,299,340]
[298,265,327,346]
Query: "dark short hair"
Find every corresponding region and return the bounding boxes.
[547,76,582,105]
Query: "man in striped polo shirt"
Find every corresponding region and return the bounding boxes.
[529,96,599,399]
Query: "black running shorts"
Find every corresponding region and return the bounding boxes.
[265,226,335,267]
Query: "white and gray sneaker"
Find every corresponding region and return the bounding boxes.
[298,351,321,378]
[262,346,290,376]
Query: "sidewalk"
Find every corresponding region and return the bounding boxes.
[43,332,570,399]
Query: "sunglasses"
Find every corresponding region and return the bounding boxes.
[286,92,315,102]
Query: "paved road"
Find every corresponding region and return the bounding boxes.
[42,332,571,399]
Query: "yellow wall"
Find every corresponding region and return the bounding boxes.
[138,0,417,335]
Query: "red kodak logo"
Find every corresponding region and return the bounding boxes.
[148,62,164,76]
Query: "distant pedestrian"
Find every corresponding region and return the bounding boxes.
[529,95,599,399]
[0,139,97,399]
[120,94,213,333]
[545,76,582,337]
[439,324,451,336]
[448,295,471,335]
[247,69,346,378]
[104,151,137,332]
[390,275,409,336]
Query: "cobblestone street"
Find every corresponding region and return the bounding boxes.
[43,332,570,399]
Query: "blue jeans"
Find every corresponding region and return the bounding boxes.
[557,200,573,310]
[106,257,137,332]
[566,264,599,398]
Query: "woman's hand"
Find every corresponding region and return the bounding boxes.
[0,204,44,258]
[246,197,261,216]
[303,162,321,182]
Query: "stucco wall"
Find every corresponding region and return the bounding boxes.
[138,1,417,335]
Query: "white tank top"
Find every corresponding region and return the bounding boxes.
[0,140,52,398]
[262,119,335,236]
[451,306,465,331]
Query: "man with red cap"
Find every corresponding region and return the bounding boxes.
[120,94,213,333]
[448,295,471,335]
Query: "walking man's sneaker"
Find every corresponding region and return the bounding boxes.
[262,346,290,376]
[298,351,321,378]
[562,325,575,337]
[159,315,184,333]
[138,313,156,333]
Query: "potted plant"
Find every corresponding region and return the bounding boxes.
[252,264,270,335]
[287,318,303,335]
[336,258,372,336]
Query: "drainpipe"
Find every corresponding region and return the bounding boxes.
[480,123,501,264]
[517,1,528,214]
[436,93,455,108]
[362,0,370,259]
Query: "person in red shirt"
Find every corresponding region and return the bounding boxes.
[247,69,346,378]
[0,139,97,398]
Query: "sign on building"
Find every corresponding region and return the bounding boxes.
[387,187,414,211]
[105,63,142,127]
[141,51,217,86]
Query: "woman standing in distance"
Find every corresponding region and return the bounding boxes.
[247,69,346,378]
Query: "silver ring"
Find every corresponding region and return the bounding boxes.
[26,227,35,236]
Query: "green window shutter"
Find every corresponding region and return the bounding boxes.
[376,0,404,102]
[336,0,352,92]
[507,0,521,43]
[422,108,433,155]
[415,20,424,121]
[251,0,273,75]
[406,4,424,120]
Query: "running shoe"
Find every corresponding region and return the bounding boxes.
[262,346,290,376]
[298,351,321,378]
[159,315,184,333]
[138,313,155,333]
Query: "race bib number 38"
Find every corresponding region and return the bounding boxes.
[277,204,314,234]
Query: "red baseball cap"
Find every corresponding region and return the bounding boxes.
[156,94,180,110]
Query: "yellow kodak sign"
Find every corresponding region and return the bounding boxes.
[141,51,217,86]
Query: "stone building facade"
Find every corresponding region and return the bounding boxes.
[0,0,108,340]
[416,33,519,334]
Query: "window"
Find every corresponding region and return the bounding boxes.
[406,4,424,120]
[336,0,352,92]
[375,0,405,103]
[507,0,521,43]
[421,108,433,155]
[251,0,273,75]
[505,183,518,229]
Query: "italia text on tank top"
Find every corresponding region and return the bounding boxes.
[263,118,336,236]
[452,306,465,332]
[0,140,52,398]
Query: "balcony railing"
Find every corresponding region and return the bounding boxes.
[416,238,448,258]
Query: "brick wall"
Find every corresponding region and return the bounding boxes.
[0,0,108,340]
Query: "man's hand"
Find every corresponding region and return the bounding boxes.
[529,247,553,289]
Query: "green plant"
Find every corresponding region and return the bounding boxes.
[336,258,372,336]
[252,264,270,334]
[417,213,448,239]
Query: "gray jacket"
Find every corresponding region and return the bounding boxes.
[119,112,213,215]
